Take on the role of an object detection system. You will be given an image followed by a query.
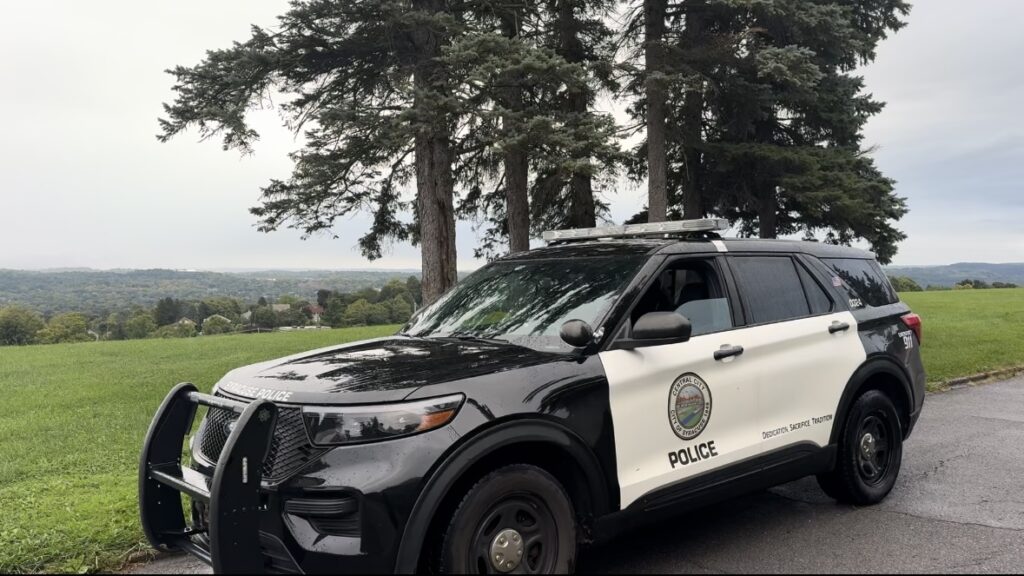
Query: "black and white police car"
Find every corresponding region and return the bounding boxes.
[140,219,925,574]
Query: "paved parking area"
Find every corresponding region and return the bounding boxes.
[129,376,1024,574]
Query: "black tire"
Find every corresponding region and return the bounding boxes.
[817,389,903,505]
[439,464,577,574]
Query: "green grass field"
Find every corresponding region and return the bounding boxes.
[0,326,397,574]
[900,288,1024,383]
[0,289,1022,573]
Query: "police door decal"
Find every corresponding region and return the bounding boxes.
[600,329,762,509]
[667,374,719,469]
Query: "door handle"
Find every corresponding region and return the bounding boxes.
[714,345,744,361]
[829,321,851,334]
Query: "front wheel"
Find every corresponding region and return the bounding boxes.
[817,389,903,505]
[440,464,577,574]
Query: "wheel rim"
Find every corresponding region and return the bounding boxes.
[856,412,893,486]
[470,492,559,574]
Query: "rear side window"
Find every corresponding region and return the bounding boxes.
[796,262,833,315]
[730,256,810,324]
[821,258,899,308]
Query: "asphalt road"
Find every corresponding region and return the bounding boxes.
[128,376,1024,574]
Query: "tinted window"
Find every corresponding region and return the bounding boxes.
[731,257,810,324]
[630,259,733,336]
[404,256,642,352]
[821,258,898,308]
[797,262,833,315]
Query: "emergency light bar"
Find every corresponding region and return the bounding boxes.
[542,218,729,243]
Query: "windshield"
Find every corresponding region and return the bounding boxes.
[403,256,643,352]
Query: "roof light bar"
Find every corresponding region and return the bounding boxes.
[542,219,729,242]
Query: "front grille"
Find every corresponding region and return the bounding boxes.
[195,397,325,482]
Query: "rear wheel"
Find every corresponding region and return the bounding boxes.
[440,464,576,574]
[817,390,903,505]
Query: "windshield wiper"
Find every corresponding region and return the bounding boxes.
[442,334,511,345]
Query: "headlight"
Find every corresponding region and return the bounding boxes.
[301,394,464,446]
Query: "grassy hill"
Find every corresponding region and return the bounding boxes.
[900,288,1024,382]
[0,326,397,573]
[0,288,1022,573]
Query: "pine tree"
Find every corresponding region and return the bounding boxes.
[158,0,464,304]
[449,1,619,259]
[653,0,911,262]
[532,0,621,231]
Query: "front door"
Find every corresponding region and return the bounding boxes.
[599,256,763,509]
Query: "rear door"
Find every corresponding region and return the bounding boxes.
[725,255,866,451]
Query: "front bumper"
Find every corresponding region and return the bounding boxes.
[139,383,281,573]
[139,383,454,574]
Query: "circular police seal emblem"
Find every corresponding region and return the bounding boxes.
[668,373,712,440]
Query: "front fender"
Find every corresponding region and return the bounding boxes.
[392,418,610,573]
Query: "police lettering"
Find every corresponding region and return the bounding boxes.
[220,381,293,402]
[668,441,718,468]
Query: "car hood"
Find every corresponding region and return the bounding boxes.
[214,335,562,405]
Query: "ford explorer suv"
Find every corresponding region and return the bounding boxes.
[139,218,925,574]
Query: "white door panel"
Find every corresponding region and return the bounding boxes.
[755,311,865,449]
[601,311,865,509]
[600,329,761,509]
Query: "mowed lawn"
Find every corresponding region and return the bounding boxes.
[0,326,397,574]
[901,288,1024,384]
[1,290,1023,573]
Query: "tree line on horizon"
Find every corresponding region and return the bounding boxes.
[0,278,421,347]
[887,276,1018,293]
[159,0,912,305]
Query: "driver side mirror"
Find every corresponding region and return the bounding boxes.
[615,312,692,350]
[560,319,595,348]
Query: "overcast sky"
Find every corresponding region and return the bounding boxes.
[1,0,1021,271]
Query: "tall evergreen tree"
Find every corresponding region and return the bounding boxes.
[622,0,688,223]
[450,0,620,259]
[650,0,911,262]
[158,0,462,304]
[532,0,621,231]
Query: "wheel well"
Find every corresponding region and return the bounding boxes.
[417,441,595,571]
[853,371,912,437]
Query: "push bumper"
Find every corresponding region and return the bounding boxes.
[139,382,280,573]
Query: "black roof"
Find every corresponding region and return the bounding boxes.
[509,237,874,261]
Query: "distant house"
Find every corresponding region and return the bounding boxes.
[304,305,324,324]
[272,304,291,313]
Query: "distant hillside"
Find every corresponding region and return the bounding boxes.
[885,262,1024,288]
[0,269,421,316]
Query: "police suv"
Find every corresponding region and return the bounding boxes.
[140,219,925,574]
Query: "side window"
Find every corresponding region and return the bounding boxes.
[730,256,810,324]
[628,258,733,337]
[796,261,833,315]
[820,258,899,308]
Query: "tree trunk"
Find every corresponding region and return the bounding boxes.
[681,89,703,219]
[500,9,530,254]
[681,4,704,219]
[504,146,530,253]
[569,171,596,228]
[416,133,458,306]
[413,0,458,305]
[645,0,668,223]
[758,187,778,238]
[559,0,597,228]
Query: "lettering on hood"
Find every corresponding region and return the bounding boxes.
[220,381,293,402]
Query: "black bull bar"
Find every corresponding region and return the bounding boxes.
[139,382,278,573]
